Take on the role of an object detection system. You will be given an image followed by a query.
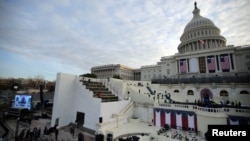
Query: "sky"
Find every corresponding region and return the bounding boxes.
[0,0,250,81]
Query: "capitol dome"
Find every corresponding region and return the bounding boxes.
[178,2,226,54]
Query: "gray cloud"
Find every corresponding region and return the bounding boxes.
[0,0,250,80]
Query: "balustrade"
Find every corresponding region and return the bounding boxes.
[158,103,249,115]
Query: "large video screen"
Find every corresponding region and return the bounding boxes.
[14,94,32,110]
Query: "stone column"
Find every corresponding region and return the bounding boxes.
[205,56,208,73]
[217,55,222,72]
[216,39,219,48]
[215,54,218,73]
[232,54,235,71]
[177,60,180,74]
[196,41,199,51]
[205,39,208,49]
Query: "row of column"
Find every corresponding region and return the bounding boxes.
[93,69,115,78]
[180,39,226,53]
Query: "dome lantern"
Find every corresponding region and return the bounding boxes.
[177,2,227,54]
[193,1,200,17]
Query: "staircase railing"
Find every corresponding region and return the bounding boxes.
[80,77,125,101]
[146,86,154,94]
[101,79,123,101]
[0,121,14,141]
[80,77,120,102]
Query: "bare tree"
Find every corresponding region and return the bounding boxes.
[0,76,55,91]
[33,75,45,89]
[26,76,44,89]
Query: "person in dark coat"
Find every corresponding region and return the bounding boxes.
[72,126,75,137]
[37,127,41,138]
[70,126,73,135]
[25,128,30,139]
[44,126,48,135]
[55,128,59,141]
[78,133,84,141]
[70,125,75,137]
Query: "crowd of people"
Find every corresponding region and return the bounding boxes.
[194,99,242,108]
[16,125,58,141]
[15,124,85,141]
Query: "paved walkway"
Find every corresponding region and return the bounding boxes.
[107,121,205,141]
[5,118,205,141]
[6,118,95,141]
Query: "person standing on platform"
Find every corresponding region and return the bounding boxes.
[70,125,75,137]
[78,132,84,141]
[70,126,72,136]
[55,127,59,141]
[98,91,102,98]
[44,126,48,135]
[72,125,75,137]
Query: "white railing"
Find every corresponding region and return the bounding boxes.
[101,79,124,101]
[115,101,134,116]
[97,102,134,130]
[158,103,250,116]
[1,121,14,141]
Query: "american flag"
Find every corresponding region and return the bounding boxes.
[199,40,205,45]
[180,59,187,73]
[220,54,230,70]
[207,56,215,72]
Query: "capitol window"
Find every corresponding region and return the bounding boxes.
[174,90,179,93]
[240,90,249,94]
[187,90,194,95]
[220,90,228,96]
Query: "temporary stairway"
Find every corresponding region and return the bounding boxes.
[146,86,154,95]
[81,79,119,102]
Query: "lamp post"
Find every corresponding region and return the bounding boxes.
[13,84,19,141]
[15,117,20,141]
[44,80,47,91]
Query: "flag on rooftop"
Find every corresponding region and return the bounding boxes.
[199,39,205,45]
[207,56,216,73]
[180,59,187,73]
[220,54,230,72]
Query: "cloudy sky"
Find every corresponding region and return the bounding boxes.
[0,0,250,81]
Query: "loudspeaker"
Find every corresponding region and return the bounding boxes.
[95,134,104,141]
[164,124,169,130]
[99,117,102,123]
[107,133,113,141]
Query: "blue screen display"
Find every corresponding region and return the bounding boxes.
[14,94,32,110]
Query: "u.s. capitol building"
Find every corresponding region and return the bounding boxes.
[52,2,250,141]
[91,2,250,82]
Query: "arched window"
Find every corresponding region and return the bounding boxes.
[174,90,179,93]
[187,90,194,95]
[240,90,249,94]
[220,90,228,96]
